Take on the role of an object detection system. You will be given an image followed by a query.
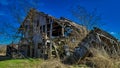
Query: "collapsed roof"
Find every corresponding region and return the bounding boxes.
[74,27,120,60]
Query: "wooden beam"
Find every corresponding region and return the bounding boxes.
[49,18,53,59]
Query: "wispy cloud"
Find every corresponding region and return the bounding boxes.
[110,32,116,35]
[110,32,120,40]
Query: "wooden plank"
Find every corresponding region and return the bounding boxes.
[49,18,53,59]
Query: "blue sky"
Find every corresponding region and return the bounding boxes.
[0,0,120,44]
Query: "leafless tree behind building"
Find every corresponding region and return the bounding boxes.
[71,5,105,30]
[1,0,39,43]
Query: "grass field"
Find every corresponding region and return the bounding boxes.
[0,58,88,68]
[0,46,119,68]
[0,58,44,68]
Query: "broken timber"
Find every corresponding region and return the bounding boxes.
[73,27,120,60]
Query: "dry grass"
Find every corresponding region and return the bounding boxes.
[84,47,120,68]
[40,59,68,68]
[40,59,89,68]
[0,46,6,56]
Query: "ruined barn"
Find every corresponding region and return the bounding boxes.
[17,9,120,60]
[18,9,88,58]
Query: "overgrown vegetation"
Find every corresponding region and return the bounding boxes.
[84,47,120,68]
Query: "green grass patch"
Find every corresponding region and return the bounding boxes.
[0,58,90,68]
[0,58,44,68]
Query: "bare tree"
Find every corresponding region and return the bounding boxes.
[3,0,39,43]
[71,5,105,30]
[9,0,39,24]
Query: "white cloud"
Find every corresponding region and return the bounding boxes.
[110,32,120,40]
[110,32,116,35]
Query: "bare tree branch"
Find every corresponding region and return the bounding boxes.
[71,5,105,30]
[1,0,39,44]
